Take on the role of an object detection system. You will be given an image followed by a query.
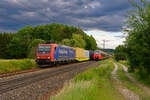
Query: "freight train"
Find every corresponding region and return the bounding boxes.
[36,43,109,67]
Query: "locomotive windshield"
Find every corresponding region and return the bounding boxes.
[94,50,100,55]
[38,46,51,54]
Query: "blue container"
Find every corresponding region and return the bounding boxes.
[54,45,75,61]
[89,50,94,60]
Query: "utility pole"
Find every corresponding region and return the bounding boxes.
[77,24,81,34]
[102,39,111,49]
[103,40,106,49]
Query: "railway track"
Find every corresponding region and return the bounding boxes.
[0,68,42,78]
[0,61,97,94]
[0,61,83,78]
[0,57,109,78]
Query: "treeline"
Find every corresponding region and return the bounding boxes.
[0,33,15,59]
[114,0,150,78]
[0,23,97,59]
[101,49,114,54]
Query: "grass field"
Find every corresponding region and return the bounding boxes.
[51,59,124,100]
[0,59,38,74]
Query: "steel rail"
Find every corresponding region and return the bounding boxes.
[0,61,95,94]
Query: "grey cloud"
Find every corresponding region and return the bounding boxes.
[0,0,133,32]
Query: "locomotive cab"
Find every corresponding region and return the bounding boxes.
[93,50,102,61]
[36,43,76,67]
[36,44,57,67]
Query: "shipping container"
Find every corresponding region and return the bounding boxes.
[74,47,89,61]
[55,45,75,61]
[84,50,89,58]
[90,50,94,60]
[73,47,84,59]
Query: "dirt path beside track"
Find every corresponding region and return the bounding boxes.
[120,64,150,96]
[112,63,140,100]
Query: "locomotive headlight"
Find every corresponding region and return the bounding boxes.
[37,56,40,59]
[48,57,50,59]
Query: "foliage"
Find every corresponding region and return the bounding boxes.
[7,36,27,59]
[62,34,97,50]
[0,33,15,59]
[123,0,150,77]
[72,34,86,48]
[83,34,97,50]
[114,45,127,61]
[62,34,86,48]
[0,23,98,59]
[28,39,46,59]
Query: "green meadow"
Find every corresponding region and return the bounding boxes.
[51,59,124,100]
[0,59,37,73]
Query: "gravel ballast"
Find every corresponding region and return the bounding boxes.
[0,61,99,100]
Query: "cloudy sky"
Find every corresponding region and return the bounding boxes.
[0,0,135,49]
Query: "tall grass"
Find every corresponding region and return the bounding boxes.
[0,59,37,73]
[117,63,150,100]
[132,73,150,88]
[119,60,128,67]
[119,61,150,89]
[51,59,124,100]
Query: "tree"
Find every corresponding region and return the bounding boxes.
[1,23,98,59]
[87,35,97,50]
[0,33,14,59]
[7,37,27,58]
[61,39,73,46]
[124,0,150,76]
[72,34,86,48]
[114,45,127,61]
[61,34,86,48]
